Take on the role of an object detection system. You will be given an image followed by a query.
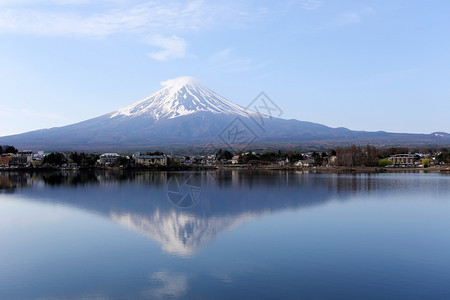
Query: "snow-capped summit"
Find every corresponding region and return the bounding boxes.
[110,76,256,120]
[160,76,206,89]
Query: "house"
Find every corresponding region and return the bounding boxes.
[299,153,316,166]
[388,154,416,166]
[206,155,217,165]
[231,155,240,164]
[32,151,45,166]
[9,150,33,166]
[134,153,167,166]
[179,156,193,165]
[19,150,33,163]
[33,151,45,160]
[99,153,120,165]
[279,157,290,166]
[294,160,309,167]
[328,155,337,166]
[9,156,28,166]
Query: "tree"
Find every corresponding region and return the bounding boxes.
[216,149,233,161]
[378,158,393,167]
[242,152,259,163]
[422,158,430,168]
[32,160,40,167]
[116,156,129,167]
[81,153,99,167]
[224,150,233,160]
[336,145,364,167]
[260,152,276,162]
[43,152,67,166]
[216,149,223,159]
[437,150,450,163]
[146,151,164,156]
[67,152,98,167]
[2,145,18,154]
[288,151,304,162]
[365,144,378,166]
[312,151,323,166]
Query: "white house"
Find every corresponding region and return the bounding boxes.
[134,153,167,166]
[294,160,309,167]
[9,150,33,166]
[388,154,416,166]
[99,153,120,165]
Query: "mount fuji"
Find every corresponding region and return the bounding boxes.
[1,76,449,152]
[110,77,257,120]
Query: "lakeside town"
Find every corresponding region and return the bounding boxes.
[1,144,449,171]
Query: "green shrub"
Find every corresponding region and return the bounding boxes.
[422,158,430,168]
[378,158,393,167]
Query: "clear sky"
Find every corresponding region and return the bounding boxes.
[0,0,449,136]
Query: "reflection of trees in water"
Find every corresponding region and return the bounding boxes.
[41,172,99,186]
[0,170,386,195]
[0,170,170,188]
[0,172,33,193]
[0,176,16,193]
[1,170,419,201]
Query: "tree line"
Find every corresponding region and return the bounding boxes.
[43,152,99,167]
[2,144,450,167]
[221,145,450,167]
[0,145,18,155]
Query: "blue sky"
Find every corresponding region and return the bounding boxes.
[0,0,449,136]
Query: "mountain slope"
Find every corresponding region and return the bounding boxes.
[0,76,449,151]
[110,76,257,119]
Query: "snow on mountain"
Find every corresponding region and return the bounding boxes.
[110,76,259,120]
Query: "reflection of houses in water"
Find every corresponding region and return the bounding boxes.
[327,173,379,194]
[133,172,168,185]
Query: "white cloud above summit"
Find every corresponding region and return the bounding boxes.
[146,35,187,61]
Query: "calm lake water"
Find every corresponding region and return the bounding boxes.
[0,170,449,299]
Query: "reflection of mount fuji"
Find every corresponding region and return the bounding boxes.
[110,208,256,256]
[1,171,378,256]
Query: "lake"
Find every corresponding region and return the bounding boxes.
[0,170,449,299]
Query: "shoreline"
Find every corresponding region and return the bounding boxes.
[219,165,450,173]
[1,165,449,174]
